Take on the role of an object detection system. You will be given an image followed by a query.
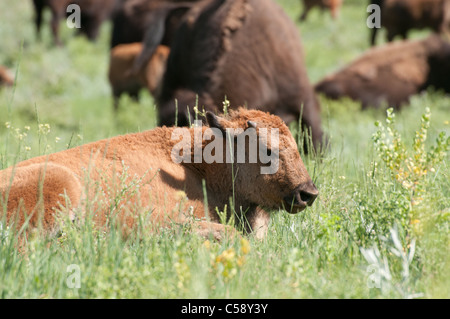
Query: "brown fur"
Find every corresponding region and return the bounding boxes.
[299,0,343,21]
[110,0,198,48]
[315,35,450,109]
[144,0,324,152]
[108,43,170,110]
[0,66,14,87]
[110,0,149,47]
[370,0,450,46]
[0,109,318,240]
[32,0,118,45]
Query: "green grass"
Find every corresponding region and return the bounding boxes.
[0,0,449,299]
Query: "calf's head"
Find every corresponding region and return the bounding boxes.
[206,109,318,214]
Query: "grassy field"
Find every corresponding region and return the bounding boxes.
[0,0,449,299]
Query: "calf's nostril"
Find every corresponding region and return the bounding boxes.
[298,181,318,206]
[300,190,317,205]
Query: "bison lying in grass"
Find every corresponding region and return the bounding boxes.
[108,43,170,110]
[369,0,450,46]
[315,35,450,109]
[136,0,324,152]
[0,109,318,240]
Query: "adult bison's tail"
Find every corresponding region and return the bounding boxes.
[132,1,199,76]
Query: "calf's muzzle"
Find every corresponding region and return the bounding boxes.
[283,180,318,214]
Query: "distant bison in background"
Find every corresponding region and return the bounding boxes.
[110,0,198,48]
[108,43,170,110]
[136,0,324,151]
[315,35,450,109]
[0,109,318,240]
[370,0,450,46]
[299,0,343,21]
[31,0,117,45]
[110,0,149,48]
[0,66,14,87]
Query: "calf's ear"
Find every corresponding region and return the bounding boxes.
[247,121,257,129]
[206,112,226,134]
[206,112,244,139]
[206,112,258,135]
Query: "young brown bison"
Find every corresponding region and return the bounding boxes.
[315,35,450,109]
[108,43,170,110]
[0,109,318,240]
[369,0,450,46]
[299,0,343,21]
[32,0,117,45]
[0,66,14,87]
[136,0,324,152]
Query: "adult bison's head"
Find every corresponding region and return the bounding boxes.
[206,108,318,214]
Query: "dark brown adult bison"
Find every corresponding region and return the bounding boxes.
[315,35,450,109]
[108,0,196,111]
[110,0,198,48]
[299,0,343,21]
[136,0,324,151]
[369,0,450,46]
[31,0,118,45]
[1,109,318,240]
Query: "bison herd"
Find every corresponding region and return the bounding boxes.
[0,0,449,239]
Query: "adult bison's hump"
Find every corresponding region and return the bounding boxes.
[164,0,310,109]
[214,0,310,108]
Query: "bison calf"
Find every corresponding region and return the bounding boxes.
[370,0,450,46]
[315,35,450,109]
[0,66,14,87]
[299,0,343,21]
[108,43,170,110]
[0,109,318,240]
